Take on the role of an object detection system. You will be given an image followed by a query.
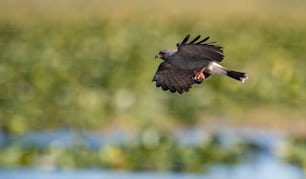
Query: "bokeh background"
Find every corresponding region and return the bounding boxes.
[0,0,305,178]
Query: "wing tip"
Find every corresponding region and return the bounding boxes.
[180,34,190,45]
[178,34,212,46]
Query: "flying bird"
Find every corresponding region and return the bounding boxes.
[153,34,248,94]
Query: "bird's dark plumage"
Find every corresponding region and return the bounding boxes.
[152,62,205,94]
[153,34,248,94]
[172,34,224,70]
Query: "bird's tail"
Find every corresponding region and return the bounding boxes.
[206,62,248,83]
[226,70,248,83]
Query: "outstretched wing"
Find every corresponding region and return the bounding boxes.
[152,62,203,94]
[176,34,224,65]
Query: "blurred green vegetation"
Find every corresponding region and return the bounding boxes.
[0,16,305,133]
[0,129,256,172]
[277,137,306,172]
[0,0,306,172]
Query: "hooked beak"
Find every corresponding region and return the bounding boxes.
[155,53,163,59]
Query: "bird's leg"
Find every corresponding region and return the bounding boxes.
[193,67,206,80]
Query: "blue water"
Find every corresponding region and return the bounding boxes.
[0,157,304,179]
[0,128,305,179]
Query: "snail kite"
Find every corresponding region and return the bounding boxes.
[153,34,248,94]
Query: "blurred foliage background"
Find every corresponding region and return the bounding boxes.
[0,0,305,133]
[0,0,305,171]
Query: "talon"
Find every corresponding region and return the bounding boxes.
[193,67,206,80]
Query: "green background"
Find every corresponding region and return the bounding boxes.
[0,0,305,171]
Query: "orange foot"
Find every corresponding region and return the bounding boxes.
[193,67,206,80]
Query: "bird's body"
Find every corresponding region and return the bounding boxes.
[153,34,248,94]
[166,51,206,70]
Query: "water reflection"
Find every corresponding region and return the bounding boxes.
[0,128,305,179]
[0,158,304,179]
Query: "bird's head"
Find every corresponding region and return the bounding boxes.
[155,49,177,60]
